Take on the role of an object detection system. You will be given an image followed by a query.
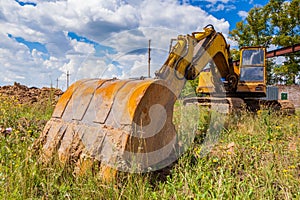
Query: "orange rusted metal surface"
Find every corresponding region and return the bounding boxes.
[36,78,178,175]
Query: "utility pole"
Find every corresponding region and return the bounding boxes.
[66,71,70,89]
[148,39,151,78]
[56,78,59,89]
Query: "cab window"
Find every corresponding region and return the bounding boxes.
[240,49,264,82]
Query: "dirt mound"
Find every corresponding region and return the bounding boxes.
[0,82,63,105]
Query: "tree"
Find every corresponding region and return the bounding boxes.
[268,0,300,46]
[269,0,300,84]
[229,6,272,48]
[230,0,300,85]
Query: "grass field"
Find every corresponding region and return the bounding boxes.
[0,94,299,199]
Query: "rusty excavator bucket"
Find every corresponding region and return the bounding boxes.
[35,78,178,178]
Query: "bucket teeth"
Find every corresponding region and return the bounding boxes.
[41,119,67,162]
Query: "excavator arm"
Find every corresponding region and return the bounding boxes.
[156,24,238,96]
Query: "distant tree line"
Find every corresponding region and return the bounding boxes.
[229,0,300,85]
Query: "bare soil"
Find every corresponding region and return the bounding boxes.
[0,82,63,105]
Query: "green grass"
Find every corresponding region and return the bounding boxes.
[0,94,299,199]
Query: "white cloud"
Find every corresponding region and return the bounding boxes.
[0,30,63,87]
[138,0,229,33]
[70,40,95,54]
[238,10,248,19]
[0,0,230,88]
[208,3,236,12]
[202,0,236,12]
[202,0,230,4]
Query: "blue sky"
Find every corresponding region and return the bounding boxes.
[0,0,271,88]
[195,0,270,29]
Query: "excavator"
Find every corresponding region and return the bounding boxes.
[34,25,296,180]
[184,38,298,112]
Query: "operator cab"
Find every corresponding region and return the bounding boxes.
[239,47,265,82]
[237,47,267,97]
